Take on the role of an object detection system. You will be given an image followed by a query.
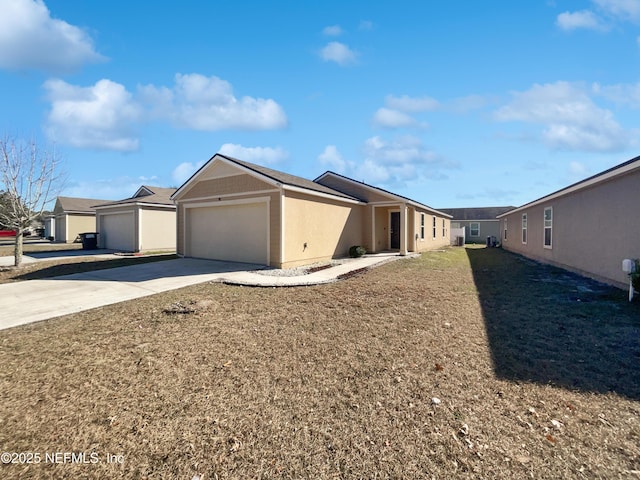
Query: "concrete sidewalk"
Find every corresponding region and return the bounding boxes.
[0,254,410,331]
[221,253,409,287]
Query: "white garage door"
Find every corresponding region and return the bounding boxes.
[100,213,135,252]
[187,202,268,265]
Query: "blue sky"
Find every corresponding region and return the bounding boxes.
[1,0,640,208]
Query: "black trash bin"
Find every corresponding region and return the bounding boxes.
[79,232,98,250]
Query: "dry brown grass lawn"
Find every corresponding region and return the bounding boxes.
[0,247,638,479]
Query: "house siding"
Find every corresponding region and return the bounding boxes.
[179,174,273,200]
[413,209,451,252]
[501,168,640,289]
[56,214,96,243]
[282,191,364,268]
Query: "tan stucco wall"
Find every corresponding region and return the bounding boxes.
[370,206,450,252]
[413,209,450,252]
[373,207,390,252]
[139,208,176,251]
[179,174,273,200]
[500,168,640,289]
[56,214,96,243]
[282,191,364,268]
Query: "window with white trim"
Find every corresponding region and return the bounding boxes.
[503,218,507,240]
[544,207,552,248]
[521,213,527,244]
[470,222,480,237]
[420,213,425,240]
[432,216,437,239]
[442,218,446,237]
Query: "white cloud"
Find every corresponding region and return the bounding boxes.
[358,20,373,31]
[139,73,287,131]
[218,143,288,165]
[64,175,161,200]
[592,81,640,107]
[556,10,606,30]
[0,0,104,72]
[372,108,422,129]
[494,81,631,152]
[593,0,640,22]
[361,135,456,185]
[171,161,205,185]
[385,94,440,112]
[322,25,343,36]
[317,145,353,173]
[371,95,438,129]
[43,78,141,151]
[319,41,357,66]
[556,0,640,32]
[568,161,589,176]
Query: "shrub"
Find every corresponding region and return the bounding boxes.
[349,245,366,258]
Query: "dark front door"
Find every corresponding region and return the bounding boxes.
[390,211,400,249]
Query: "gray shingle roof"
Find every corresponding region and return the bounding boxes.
[94,186,177,208]
[57,196,110,213]
[219,155,360,201]
[438,206,516,220]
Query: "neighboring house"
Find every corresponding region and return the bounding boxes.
[52,196,109,243]
[438,206,515,243]
[94,186,177,252]
[497,156,640,290]
[171,154,452,268]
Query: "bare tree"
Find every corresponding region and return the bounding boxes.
[0,136,66,267]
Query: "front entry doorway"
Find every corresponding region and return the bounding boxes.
[390,211,400,249]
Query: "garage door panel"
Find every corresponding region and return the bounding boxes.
[187,203,268,264]
[101,213,135,252]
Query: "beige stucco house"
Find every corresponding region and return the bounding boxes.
[438,206,515,244]
[172,154,452,268]
[94,186,177,252]
[51,196,108,243]
[497,156,640,289]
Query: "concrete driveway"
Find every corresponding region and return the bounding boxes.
[0,258,265,331]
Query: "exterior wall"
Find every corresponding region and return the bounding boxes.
[55,213,96,242]
[180,174,272,199]
[369,206,450,253]
[452,220,501,243]
[373,206,391,252]
[500,168,640,289]
[282,191,364,268]
[139,207,176,252]
[413,209,450,252]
